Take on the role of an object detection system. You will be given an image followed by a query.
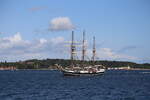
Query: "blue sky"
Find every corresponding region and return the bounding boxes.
[0,0,150,63]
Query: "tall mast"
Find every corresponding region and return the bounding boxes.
[82,30,86,61]
[71,31,75,60]
[92,36,96,62]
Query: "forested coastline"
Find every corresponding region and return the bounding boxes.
[0,59,150,69]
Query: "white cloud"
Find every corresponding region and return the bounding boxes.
[0,33,66,61]
[83,47,138,61]
[0,33,141,62]
[49,17,75,31]
[97,48,138,61]
[50,37,64,44]
[0,32,29,49]
[39,38,47,44]
[5,32,22,42]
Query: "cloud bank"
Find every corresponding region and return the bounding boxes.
[0,33,141,63]
[97,48,138,61]
[0,33,67,61]
[85,47,138,62]
[49,17,75,31]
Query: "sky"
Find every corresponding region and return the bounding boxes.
[0,0,150,63]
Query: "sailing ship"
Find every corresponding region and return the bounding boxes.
[57,31,106,76]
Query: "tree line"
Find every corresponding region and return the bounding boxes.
[0,59,150,69]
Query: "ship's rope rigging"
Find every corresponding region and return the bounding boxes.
[63,30,98,64]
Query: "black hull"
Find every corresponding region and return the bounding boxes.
[62,71,104,76]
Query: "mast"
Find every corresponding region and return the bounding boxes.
[71,31,76,61]
[82,30,86,61]
[92,36,96,62]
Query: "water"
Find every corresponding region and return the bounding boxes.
[0,70,150,100]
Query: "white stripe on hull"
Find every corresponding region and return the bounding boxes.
[62,69,105,76]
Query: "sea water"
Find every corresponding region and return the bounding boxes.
[0,70,150,100]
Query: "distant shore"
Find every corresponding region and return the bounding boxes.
[108,68,150,70]
[0,58,150,70]
[0,68,150,71]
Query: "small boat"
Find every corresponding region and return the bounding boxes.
[57,31,106,76]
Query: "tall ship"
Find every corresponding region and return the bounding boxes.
[57,31,106,76]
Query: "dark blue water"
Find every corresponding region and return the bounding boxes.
[0,70,150,100]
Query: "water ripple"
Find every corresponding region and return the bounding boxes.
[0,70,150,100]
